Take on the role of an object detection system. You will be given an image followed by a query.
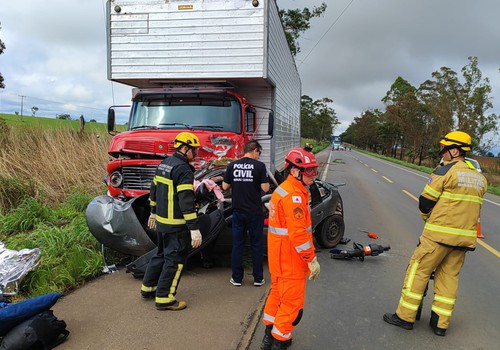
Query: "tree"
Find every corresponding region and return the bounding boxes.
[0,22,6,89]
[382,77,423,161]
[278,2,327,56]
[56,114,71,120]
[421,58,498,153]
[31,106,39,116]
[300,95,338,141]
[459,57,498,152]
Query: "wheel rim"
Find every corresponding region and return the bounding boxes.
[327,221,340,242]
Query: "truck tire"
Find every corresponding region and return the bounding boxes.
[315,214,345,248]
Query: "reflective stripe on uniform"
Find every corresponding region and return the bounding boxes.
[400,261,423,305]
[275,186,288,197]
[156,215,186,225]
[272,325,292,339]
[263,313,275,323]
[155,176,175,219]
[141,285,157,292]
[177,184,194,192]
[399,297,420,311]
[434,294,456,305]
[268,226,288,235]
[306,226,312,233]
[440,191,484,204]
[156,263,184,304]
[424,222,476,237]
[295,241,312,253]
[183,212,197,221]
[432,305,453,317]
[169,263,184,297]
[402,289,423,301]
[424,184,441,199]
[405,261,419,290]
[150,200,156,206]
[156,295,176,304]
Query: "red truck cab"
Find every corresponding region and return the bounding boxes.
[106,87,258,199]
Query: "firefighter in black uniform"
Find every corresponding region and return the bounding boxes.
[141,132,202,311]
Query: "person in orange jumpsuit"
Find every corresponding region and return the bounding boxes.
[259,147,321,350]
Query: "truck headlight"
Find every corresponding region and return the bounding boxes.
[110,171,123,187]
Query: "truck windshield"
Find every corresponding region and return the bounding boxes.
[129,94,241,133]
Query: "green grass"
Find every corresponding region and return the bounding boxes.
[0,189,104,298]
[0,113,127,133]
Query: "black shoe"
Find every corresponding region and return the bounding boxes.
[430,325,447,336]
[141,291,155,299]
[260,325,274,350]
[271,339,292,350]
[429,311,447,336]
[383,313,414,330]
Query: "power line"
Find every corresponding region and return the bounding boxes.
[298,0,355,68]
[2,91,105,112]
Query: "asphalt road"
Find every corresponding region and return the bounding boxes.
[249,148,500,350]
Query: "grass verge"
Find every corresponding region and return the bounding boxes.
[0,189,104,299]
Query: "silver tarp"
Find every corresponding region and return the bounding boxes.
[0,242,41,295]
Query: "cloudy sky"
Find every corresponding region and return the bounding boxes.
[1,0,499,149]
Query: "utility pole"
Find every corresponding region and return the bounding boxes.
[19,94,25,120]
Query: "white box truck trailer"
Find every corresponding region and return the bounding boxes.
[106,0,301,182]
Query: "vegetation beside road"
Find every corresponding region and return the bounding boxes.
[0,116,112,298]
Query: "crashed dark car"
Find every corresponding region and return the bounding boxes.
[86,163,345,274]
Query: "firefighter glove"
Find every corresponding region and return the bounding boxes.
[148,214,157,230]
[308,257,320,281]
[191,229,202,248]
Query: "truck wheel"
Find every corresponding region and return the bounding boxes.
[315,214,345,248]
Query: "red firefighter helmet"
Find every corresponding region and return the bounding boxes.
[285,147,319,177]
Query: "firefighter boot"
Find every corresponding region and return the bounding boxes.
[270,339,292,350]
[260,325,274,350]
[429,311,447,336]
[156,300,187,311]
[383,313,414,330]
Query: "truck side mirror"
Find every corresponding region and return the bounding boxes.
[268,111,274,137]
[107,108,116,134]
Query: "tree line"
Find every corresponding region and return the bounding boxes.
[342,57,499,163]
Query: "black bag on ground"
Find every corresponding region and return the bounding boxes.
[0,310,69,350]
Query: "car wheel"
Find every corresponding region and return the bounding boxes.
[315,214,345,248]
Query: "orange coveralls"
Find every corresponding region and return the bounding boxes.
[262,175,316,341]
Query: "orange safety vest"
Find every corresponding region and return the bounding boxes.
[267,175,316,279]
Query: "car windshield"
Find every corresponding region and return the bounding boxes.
[129,93,241,133]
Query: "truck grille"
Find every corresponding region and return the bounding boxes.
[122,165,157,190]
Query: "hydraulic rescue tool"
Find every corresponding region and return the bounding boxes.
[330,242,390,261]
